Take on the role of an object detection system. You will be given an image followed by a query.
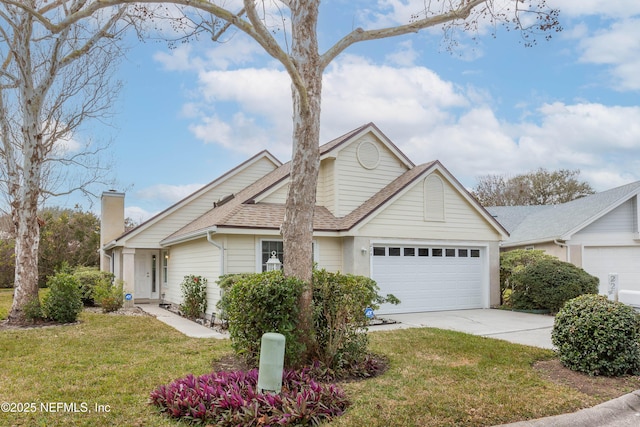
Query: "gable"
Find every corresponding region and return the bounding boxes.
[357,170,504,241]
[324,134,410,217]
[577,197,638,235]
[122,154,281,248]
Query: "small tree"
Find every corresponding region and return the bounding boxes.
[179,275,208,320]
[473,169,595,206]
[1,1,129,324]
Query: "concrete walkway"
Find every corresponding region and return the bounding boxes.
[136,303,227,339]
[374,309,555,349]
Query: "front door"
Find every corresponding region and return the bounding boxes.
[134,251,160,300]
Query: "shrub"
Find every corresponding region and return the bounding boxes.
[73,267,115,306]
[42,273,83,323]
[23,296,44,322]
[510,258,598,313]
[500,249,556,306]
[216,273,254,324]
[218,270,398,373]
[221,271,305,367]
[312,269,398,371]
[149,367,349,426]
[552,294,640,376]
[94,279,124,313]
[179,275,208,319]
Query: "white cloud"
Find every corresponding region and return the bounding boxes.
[385,40,419,66]
[124,206,155,224]
[135,183,204,204]
[577,18,640,91]
[548,0,640,19]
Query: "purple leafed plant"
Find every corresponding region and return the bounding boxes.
[149,367,349,426]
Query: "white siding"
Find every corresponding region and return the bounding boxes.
[580,198,637,234]
[125,157,278,248]
[570,199,640,247]
[359,172,502,241]
[164,238,221,316]
[335,136,408,217]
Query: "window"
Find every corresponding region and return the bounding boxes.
[162,252,168,284]
[432,248,443,257]
[404,247,415,256]
[458,249,468,257]
[373,247,386,256]
[151,254,157,293]
[389,247,401,256]
[260,240,316,271]
[470,249,480,258]
[261,241,284,272]
[445,248,456,257]
[418,248,429,257]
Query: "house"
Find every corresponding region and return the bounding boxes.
[100,123,508,315]
[487,181,640,302]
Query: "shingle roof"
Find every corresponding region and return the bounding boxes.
[162,160,438,244]
[487,181,640,246]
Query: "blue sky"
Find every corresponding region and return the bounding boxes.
[53,0,640,223]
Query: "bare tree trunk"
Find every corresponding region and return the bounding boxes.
[9,204,41,323]
[281,0,322,360]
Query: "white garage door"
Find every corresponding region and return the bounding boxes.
[583,247,640,295]
[371,245,484,314]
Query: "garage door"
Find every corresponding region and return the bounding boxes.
[371,245,484,314]
[583,247,640,295]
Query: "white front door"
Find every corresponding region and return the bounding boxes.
[134,251,160,300]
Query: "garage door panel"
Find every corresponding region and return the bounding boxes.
[372,245,483,314]
[583,247,640,295]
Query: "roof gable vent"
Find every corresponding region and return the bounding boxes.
[214,194,235,207]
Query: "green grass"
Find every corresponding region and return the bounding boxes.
[0,288,12,319]
[0,293,611,427]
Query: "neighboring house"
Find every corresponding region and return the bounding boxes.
[100,123,508,315]
[487,181,640,300]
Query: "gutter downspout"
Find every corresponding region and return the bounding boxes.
[207,230,225,276]
[554,239,570,263]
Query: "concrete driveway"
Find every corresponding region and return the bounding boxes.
[370,309,555,349]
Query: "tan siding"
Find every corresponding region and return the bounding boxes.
[126,157,278,248]
[164,238,221,315]
[359,173,502,241]
[335,136,408,217]
[226,235,257,274]
[317,159,336,214]
[316,237,343,272]
[259,182,289,204]
[502,242,568,262]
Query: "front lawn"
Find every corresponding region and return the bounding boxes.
[0,296,635,426]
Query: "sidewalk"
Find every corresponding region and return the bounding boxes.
[136,303,227,339]
[495,390,640,427]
